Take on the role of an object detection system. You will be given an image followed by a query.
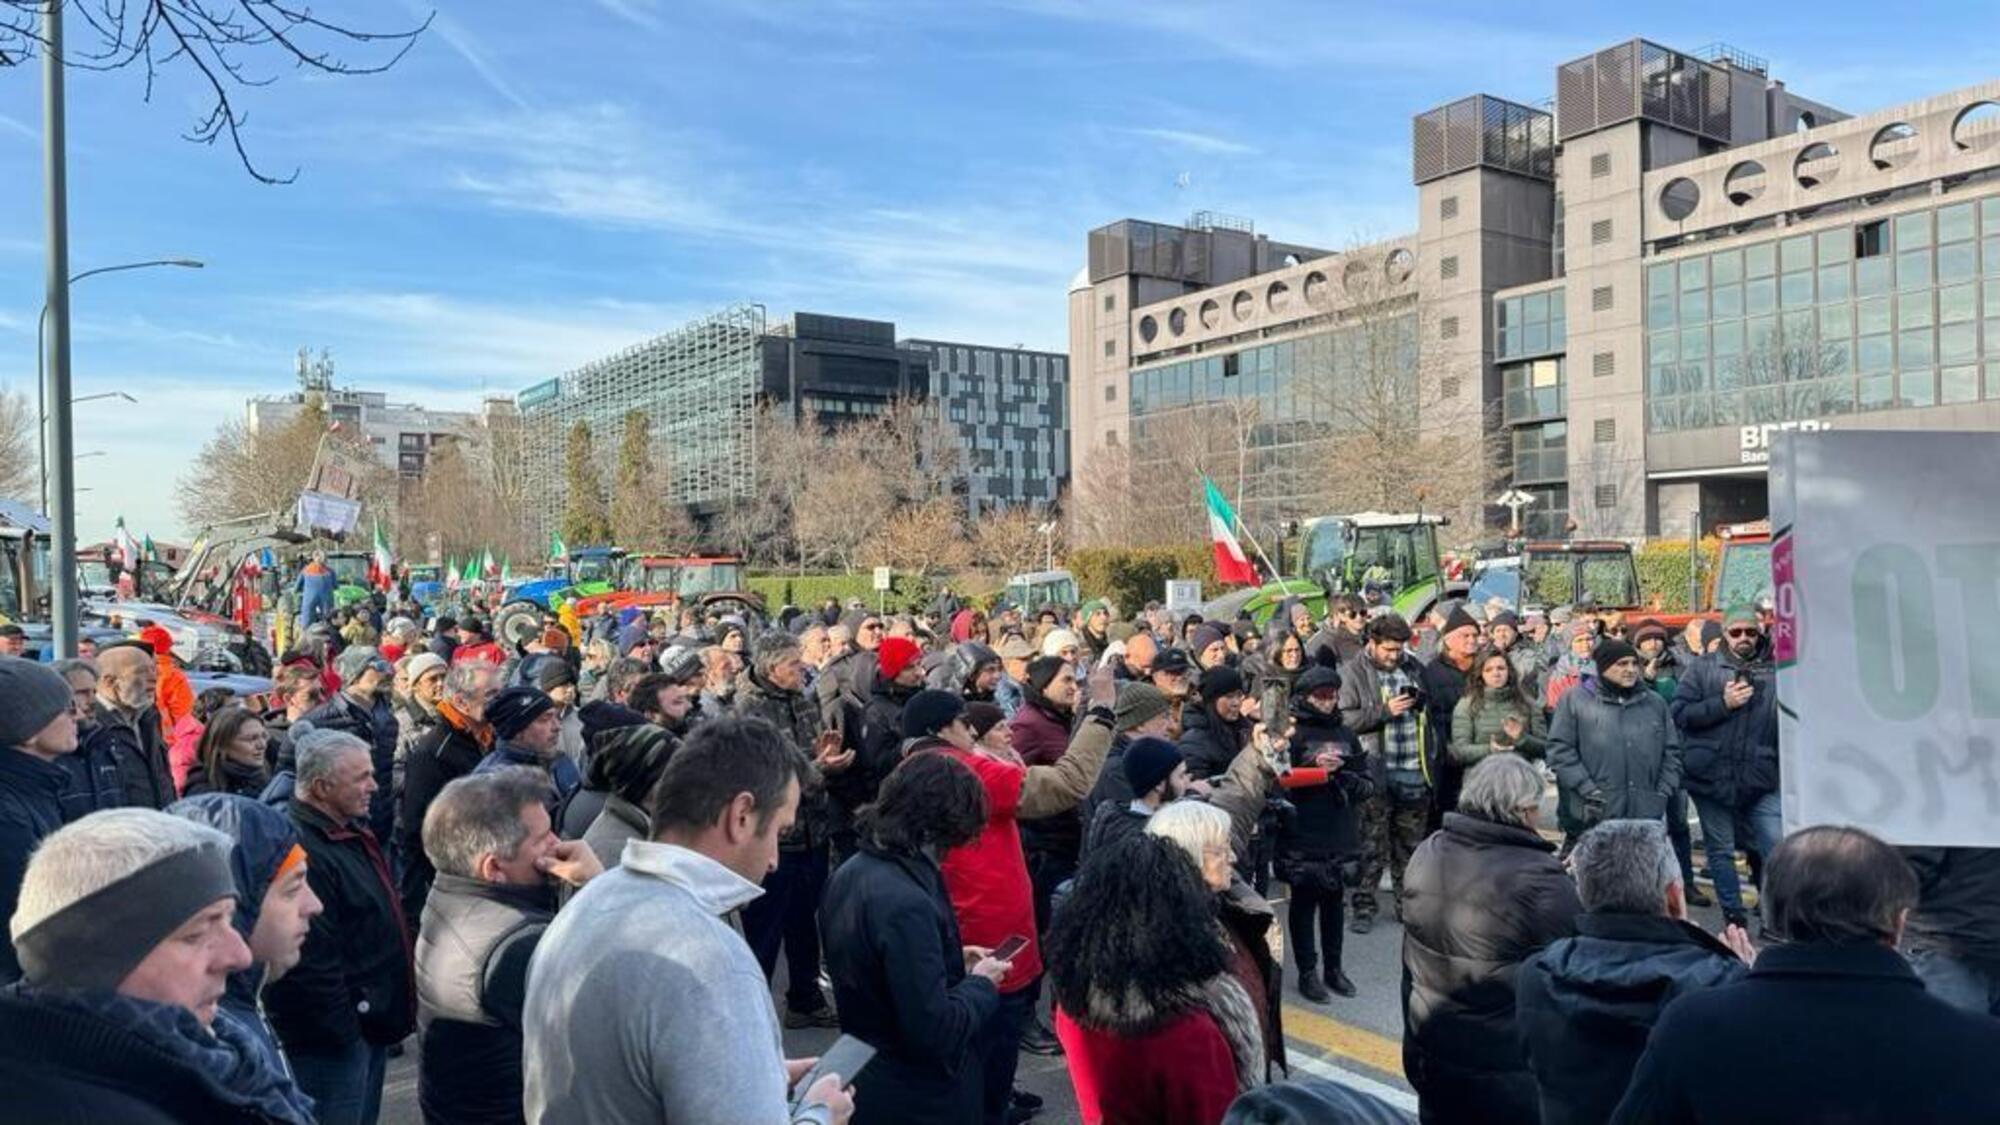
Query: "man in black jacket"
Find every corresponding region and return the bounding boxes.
[0,657,83,981]
[399,662,500,934]
[416,768,602,1125]
[0,808,315,1123]
[1419,606,1481,828]
[1612,825,2000,1124]
[306,645,402,853]
[1669,605,1780,928]
[81,642,174,808]
[1517,819,1747,1125]
[267,728,415,1125]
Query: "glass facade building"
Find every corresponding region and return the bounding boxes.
[904,340,1070,515]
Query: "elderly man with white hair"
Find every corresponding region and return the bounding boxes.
[0,807,316,1122]
[264,728,415,1125]
[1516,819,1749,1125]
[1400,753,1582,1125]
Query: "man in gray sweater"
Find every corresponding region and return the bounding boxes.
[523,717,854,1125]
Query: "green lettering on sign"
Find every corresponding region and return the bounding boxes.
[1939,543,2000,719]
[1853,543,1938,721]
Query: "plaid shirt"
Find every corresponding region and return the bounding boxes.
[1378,664,1422,776]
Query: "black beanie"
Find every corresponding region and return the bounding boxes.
[1200,664,1245,700]
[1593,638,1640,675]
[1123,736,1184,797]
[1443,605,1480,638]
[1025,655,1067,695]
[902,689,967,740]
[1490,609,1520,630]
[487,685,556,740]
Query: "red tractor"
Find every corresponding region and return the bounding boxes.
[566,555,765,627]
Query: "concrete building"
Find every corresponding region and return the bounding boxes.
[247,349,479,479]
[902,339,1069,515]
[1071,40,2000,539]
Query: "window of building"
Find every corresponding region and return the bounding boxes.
[1441,256,1459,280]
[1591,219,1613,245]
[1512,420,1567,483]
[1440,376,1461,399]
[1590,152,1611,178]
[1593,351,1615,378]
[1855,219,1888,259]
[1594,417,1616,443]
[1103,383,1117,402]
[1502,358,1566,424]
[1441,196,1459,220]
[1595,483,1618,509]
[1592,286,1614,312]
[1104,430,1118,446]
[1441,316,1459,340]
[1103,339,1115,357]
[1496,289,1565,360]
[1103,294,1116,312]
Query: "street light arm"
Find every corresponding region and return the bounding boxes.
[68,259,205,284]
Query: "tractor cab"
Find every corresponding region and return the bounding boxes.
[1004,570,1078,613]
[1300,513,1450,619]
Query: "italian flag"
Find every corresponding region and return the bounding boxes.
[369,518,395,590]
[481,548,498,580]
[114,516,141,570]
[549,531,567,561]
[1203,477,1258,587]
[446,556,462,591]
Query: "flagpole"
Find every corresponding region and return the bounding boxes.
[1234,513,1282,583]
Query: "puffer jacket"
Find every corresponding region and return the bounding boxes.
[1517,912,1747,1125]
[1548,679,1683,826]
[1449,688,1548,767]
[1178,700,1247,782]
[733,668,827,850]
[1401,812,1581,1125]
[1669,637,1778,807]
[1012,694,1081,861]
[164,793,302,1080]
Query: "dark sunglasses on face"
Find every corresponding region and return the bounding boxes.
[1726,627,1759,639]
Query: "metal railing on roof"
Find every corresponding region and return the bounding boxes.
[1695,42,1768,75]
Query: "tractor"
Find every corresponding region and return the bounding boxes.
[1211,512,1458,626]
[491,547,627,649]
[565,556,765,633]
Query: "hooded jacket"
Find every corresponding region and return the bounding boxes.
[1669,636,1779,807]
[165,793,304,1080]
[1516,912,1747,1125]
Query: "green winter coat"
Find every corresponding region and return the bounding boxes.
[1449,690,1548,767]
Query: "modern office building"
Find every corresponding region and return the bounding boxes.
[247,349,480,479]
[513,307,955,544]
[1071,40,2000,539]
[903,339,1070,515]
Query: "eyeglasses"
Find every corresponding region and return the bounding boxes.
[1725,627,1759,639]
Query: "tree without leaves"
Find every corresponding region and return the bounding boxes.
[865,497,968,578]
[970,504,1056,577]
[396,427,535,565]
[178,393,389,530]
[0,390,38,503]
[1,0,429,184]
[559,420,611,547]
[608,410,694,552]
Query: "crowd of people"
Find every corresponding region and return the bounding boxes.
[0,580,1997,1125]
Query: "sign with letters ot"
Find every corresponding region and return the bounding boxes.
[1771,430,2000,845]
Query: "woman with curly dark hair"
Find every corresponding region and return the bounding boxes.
[1047,833,1264,1125]
[820,750,1013,1125]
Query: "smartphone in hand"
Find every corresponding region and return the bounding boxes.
[990,934,1030,962]
[791,1035,877,1107]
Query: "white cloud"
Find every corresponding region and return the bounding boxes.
[0,113,32,141]
[592,0,664,31]
[402,3,532,111]
[1125,127,1259,156]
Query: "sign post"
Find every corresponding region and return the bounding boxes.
[1493,489,1537,536]
[1165,579,1203,613]
[872,566,892,614]
[1772,429,2000,844]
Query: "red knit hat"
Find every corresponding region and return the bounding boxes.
[876,636,922,682]
[137,625,174,657]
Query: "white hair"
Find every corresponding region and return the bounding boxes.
[296,727,371,790]
[1145,800,1232,869]
[1457,753,1545,827]
[12,809,231,941]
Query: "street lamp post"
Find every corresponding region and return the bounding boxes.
[42,0,77,657]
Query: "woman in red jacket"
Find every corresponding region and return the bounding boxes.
[1047,833,1264,1125]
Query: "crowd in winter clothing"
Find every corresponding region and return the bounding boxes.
[7,575,2000,1125]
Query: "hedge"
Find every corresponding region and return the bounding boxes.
[1066,546,1219,615]
[1634,537,1719,613]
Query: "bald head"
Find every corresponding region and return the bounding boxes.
[1124,632,1157,675]
[96,645,157,713]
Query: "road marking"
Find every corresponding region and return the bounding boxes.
[1286,1050,1420,1113]
[1282,1002,1405,1078]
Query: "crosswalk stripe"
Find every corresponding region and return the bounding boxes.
[1285,1051,1420,1113]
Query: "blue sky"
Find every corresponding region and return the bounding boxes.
[1,0,1996,539]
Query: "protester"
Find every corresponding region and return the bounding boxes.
[0,656,82,980]
[1448,646,1545,769]
[399,661,500,931]
[1548,639,1682,844]
[1080,681,1180,830]
[140,623,197,739]
[53,656,122,818]
[452,617,505,667]
[168,792,328,1078]
[83,641,175,808]
[395,651,448,774]
[0,808,315,1122]
[522,716,851,1125]
[184,705,275,797]
[1418,606,1480,819]
[168,685,235,795]
[1306,594,1367,670]
[820,750,1009,1125]
[577,722,678,868]
[1612,826,2000,1123]
[415,768,603,1125]
[1086,735,1188,855]
[1338,613,1432,932]
[1048,834,1262,1125]
[1902,847,2000,1016]
[1540,620,1597,711]
[1669,605,1780,928]
[266,663,328,772]
[1278,663,1370,1001]
[1400,754,1580,1125]
[1180,664,1250,780]
[265,728,416,1125]
[473,684,581,802]
[306,644,402,847]
[1516,819,1747,1125]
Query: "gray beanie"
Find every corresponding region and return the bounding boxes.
[0,656,74,748]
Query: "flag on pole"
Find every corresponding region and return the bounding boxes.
[446,556,462,591]
[370,518,395,591]
[1202,477,1259,587]
[114,517,141,570]
[141,534,158,563]
[481,548,497,580]
[499,555,512,584]
[549,531,567,561]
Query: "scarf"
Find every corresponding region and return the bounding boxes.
[437,698,494,750]
[16,984,315,1124]
[1198,973,1269,1093]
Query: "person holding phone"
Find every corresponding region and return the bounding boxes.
[1669,605,1781,929]
[820,752,1013,1125]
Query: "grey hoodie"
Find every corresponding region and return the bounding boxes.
[523,839,825,1123]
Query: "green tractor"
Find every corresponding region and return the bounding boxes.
[1212,512,1455,626]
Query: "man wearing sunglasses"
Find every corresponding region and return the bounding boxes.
[1669,605,1781,929]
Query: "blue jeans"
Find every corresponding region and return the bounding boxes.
[1691,790,1783,917]
[289,1039,387,1125]
[1909,949,2000,1016]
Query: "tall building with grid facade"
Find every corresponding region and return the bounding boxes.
[1071,38,2000,539]
[902,339,1069,515]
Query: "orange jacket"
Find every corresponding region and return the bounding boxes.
[139,625,195,738]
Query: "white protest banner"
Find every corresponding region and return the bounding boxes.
[1772,429,2000,845]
